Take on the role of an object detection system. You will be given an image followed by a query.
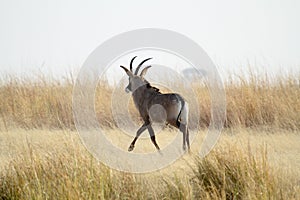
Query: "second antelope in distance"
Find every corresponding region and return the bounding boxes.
[120,56,190,152]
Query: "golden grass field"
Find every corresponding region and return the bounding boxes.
[0,72,299,199]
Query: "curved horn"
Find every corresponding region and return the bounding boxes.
[120,65,133,77]
[134,57,152,75]
[140,65,152,78]
[130,56,137,72]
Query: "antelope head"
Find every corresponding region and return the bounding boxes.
[120,56,152,93]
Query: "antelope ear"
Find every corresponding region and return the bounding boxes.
[120,66,133,77]
[140,65,152,78]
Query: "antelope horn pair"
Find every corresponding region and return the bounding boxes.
[121,56,152,77]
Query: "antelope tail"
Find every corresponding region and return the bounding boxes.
[176,97,186,128]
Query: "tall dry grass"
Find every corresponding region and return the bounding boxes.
[0,130,299,199]
[225,72,300,129]
[0,69,299,199]
[0,71,299,130]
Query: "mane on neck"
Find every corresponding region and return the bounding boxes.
[146,82,160,93]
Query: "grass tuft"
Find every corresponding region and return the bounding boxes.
[0,137,298,199]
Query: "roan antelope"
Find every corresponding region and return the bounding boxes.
[120,56,190,152]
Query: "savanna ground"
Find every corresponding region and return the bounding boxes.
[0,71,299,199]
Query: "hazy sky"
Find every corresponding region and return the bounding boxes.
[1,0,299,78]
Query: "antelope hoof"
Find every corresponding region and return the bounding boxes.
[128,144,134,152]
[158,150,163,155]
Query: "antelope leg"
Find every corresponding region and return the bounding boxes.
[128,123,148,151]
[186,128,190,152]
[147,125,160,151]
[179,123,187,151]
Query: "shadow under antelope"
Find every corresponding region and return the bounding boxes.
[120,56,190,152]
